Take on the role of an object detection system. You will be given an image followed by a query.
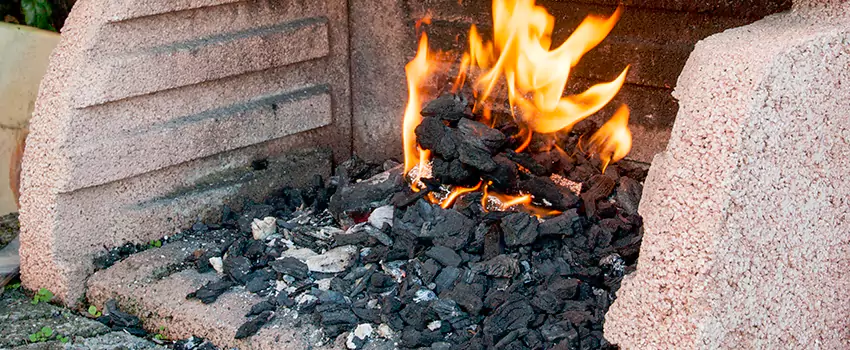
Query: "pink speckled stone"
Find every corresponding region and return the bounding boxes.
[605,2,850,349]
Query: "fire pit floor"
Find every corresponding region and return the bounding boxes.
[87,149,645,349]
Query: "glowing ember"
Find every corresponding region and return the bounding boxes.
[440,181,483,209]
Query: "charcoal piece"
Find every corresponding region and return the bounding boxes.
[419,259,441,285]
[523,329,544,349]
[432,158,477,186]
[187,279,235,304]
[400,302,434,330]
[246,298,276,317]
[581,175,616,217]
[349,265,377,297]
[352,307,382,324]
[616,176,643,216]
[103,300,141,329]
[441,283,483,315]
[504,150,549,176]
[276,293,295,308]
[434,267,461,294]
[500,213,539,247]
[425,246,462,267]
[458,118,506,152]
[482,295,534,343]
[385,312,405,330]
[533,149,573,174]
[336,155,379,185]
[612,233,642,260]
[393,200,436,237]
[560,309,594,326]
[431,342,453,350]
[466,223,488,254]
[420,330,445,346]
[430,299,464,320]
[548,277,579,299]
[237,204,275,232]
[401,328,423,347]
[540,322,577,343]
[418,207,476,240]
[223,255,253,285]
[458,140,498,172]
[269,257,309,280]
[329,167,404,221]
[415,117,449,151]
[530,312,548,329]
[483,289,508,311]
[245,268,275,294]
[362,245,388,263]
[482,155,518,191]
[320,309,358,326]
[368,272,396,294]
[421,93,470,121]
[317,290,346,304]
[235,311,274,339]
[333,231,370,247]
[243,240,266,260]
[472,254,518,277]
[518,176,579,210]
[538,209,584,236]
[494,329,526,349]
[531,290,564,314]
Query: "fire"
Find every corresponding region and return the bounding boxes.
[401,0,632,212]
[587,105,632,173]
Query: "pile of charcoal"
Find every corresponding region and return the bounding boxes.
[182,93,645,350]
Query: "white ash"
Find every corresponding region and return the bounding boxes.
[208,257,223,274]
[316,278,333,291]
[251,217,277,240]
[414,289,436,303]
[427,320,442,331]
[305,245,358,273]
[376,324,393,339]
[368,205,394,228]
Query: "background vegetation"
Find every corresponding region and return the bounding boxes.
[1,0,74,31]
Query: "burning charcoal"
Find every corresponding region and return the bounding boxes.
[616,176,643,216]
[500,213,539,247]
[458,118,506,152]
[441,282,483,315]
[433,158,478,186]
[245,268,276,294]
[482,295,534,344]
[415,117,449,151]
[421,93,470,121]
[531,290,564,314]
[425,246,462,267]
[246,298,277,317]
[187,279,235,304]
[538,209,584,236]
[329,166,404,222]
[458,139,498,172]
[434,267,461,294]
[430,299,465,320]
[518,176,579,210]
[482,155,519,191]
[504,150,549,176]
[269,257,309,280]
[581,174,616,217]
[235,310,274,339]
[434,129,462,160]
[472,254,518,278]
[223,255,253,285]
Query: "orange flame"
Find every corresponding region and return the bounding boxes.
[587,105,632,173]
[440,181,483,208]
[403,34,432,176]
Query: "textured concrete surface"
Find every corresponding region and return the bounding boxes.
[0,288,110,348]
[0,23,58,216]
[20,0,349,305]
[87,241,335,350]
[605,2,850,349]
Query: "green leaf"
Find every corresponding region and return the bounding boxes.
[88,305,98,316]
[29,333,38,342]
[41,326,53,337]
[20,0,55,31]
[59,336,69,343]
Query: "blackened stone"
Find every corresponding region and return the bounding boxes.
[235,311,274,339]
[352,307,382,324]
[472,255,518,278]
[269,257,309,280]
[246,298,276,317]
[419,258,441,285]
[500,213,539,247]
[539,209,583,236]
[276,293,295,308]
[187,279,234,304]
[434,267,460,294]
[245,268,275,294]
[421,93,470,121]
[329,167,404,221]
[430,299,464,320]
[483,155,518,191]
[482,295,534,343]
[458,118,506,152]
[223,255,253,285]
[518,176,580,210]
[426,246,462,267]
[531,290,564,314]
[320,309,358,326]
[441,282,483,315]
[416,117,448,150]
[548,277,580,299]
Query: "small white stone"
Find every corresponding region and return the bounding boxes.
[251,217,277,240]
[305,245,358,273]
[368,205,394,229]
[366,299,380,309]
[376,324,393,339]
[208,257,223,274]
[316,278,333,291]
[275,280,288,292]
[427,320,442,331]
[353,323,373,339]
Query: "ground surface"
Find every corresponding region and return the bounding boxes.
[0,287,165,349]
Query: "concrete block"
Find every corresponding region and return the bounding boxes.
[19,0,350,305]
[605,3,850,349]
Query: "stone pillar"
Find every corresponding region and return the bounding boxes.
[604,2,850,349]
[20,0,351,305]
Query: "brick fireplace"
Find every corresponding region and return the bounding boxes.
[19,0,850,348]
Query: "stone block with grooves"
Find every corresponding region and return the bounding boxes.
[19,0,350,305]
[604,2,850,349]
